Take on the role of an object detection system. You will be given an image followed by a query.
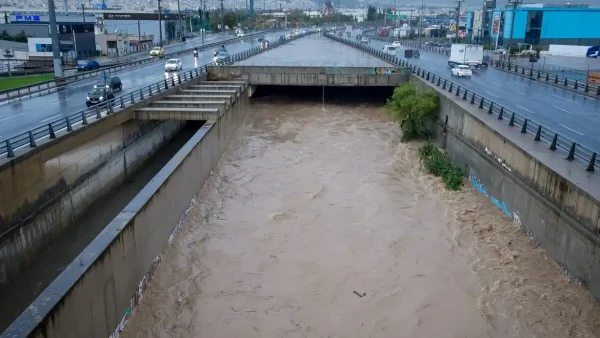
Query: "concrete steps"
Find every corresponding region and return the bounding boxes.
[150,100,227,109]
[134,107,220,120]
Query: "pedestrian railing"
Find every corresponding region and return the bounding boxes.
[326,33,599,172]
[0,30,277,103]
[0,31,312,159]
[364,34,600,98]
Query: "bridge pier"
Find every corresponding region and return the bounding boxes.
[248,85,258,97]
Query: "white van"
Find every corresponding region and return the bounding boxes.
[382,45,397,56]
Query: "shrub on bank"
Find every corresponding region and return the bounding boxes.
[385,83,439,141]
[386,83,462,190]
[418,142,463,191]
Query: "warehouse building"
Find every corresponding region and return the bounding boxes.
[466,4,600,46]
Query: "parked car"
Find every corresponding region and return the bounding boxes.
[77,60,100,71]
[86,87,115,107]
[164,58,183,71]
[451,64,473,78]
[94,76,122,90]
[150,46,165,57]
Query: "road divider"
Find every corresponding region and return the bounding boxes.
[326,33,598,172]
[367,35,600,99]
[0,30,277,104]
[0,31,313,160]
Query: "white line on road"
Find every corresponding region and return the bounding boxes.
[551,94,577,103]
[516,105,535,114]
[41,114,61,123]
[492,82,503,87]
[485,91,499,98]
[514,82,528,87]
[560,124,584,136]
[0,113,23,122]
[464,82,472,86]
[553,105,574,115]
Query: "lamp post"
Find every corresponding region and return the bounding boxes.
[177,0,183,40]
[48,0,63,78]
[81,4,85,22]
[455,0,464,42]
[158,0,163,47]
[418,0,424,46]
[508,0,522,47]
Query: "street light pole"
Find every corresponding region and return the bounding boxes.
[455,0,464,42]
[418,0,424,46]
[47,0,63,78]
[158,0,163,46]
[177,0,183,40]
[81,4,85,22]
[508,0,522,47]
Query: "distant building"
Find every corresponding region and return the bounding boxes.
[466,4,600,46]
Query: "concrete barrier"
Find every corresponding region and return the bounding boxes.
[0,74,208,287]
[208,65,410,86]
[411,74,600,298]
[1,82,249,338]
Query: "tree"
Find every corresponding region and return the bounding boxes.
[386,83,439,141]
[367,5,377,21]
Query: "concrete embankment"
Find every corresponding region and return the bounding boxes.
[1,82,249,338]
[0,74,209,288]
[411,74,600,297]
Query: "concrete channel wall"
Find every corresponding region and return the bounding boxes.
[208,65,409,86]
[1,83,249,338]
[0,75,207,287]
[411,74,600,298]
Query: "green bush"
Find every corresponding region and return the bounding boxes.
[386,83,439,141]
[418,142,463,191]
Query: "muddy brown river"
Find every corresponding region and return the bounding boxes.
[120,94,600,338]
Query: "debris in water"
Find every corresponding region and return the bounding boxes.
[269,211,287,220]
[353,290,366,298]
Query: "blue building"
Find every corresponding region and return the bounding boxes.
[467,4,600,46]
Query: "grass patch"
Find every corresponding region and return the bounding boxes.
[418,142,463,191]
[0,74,55,91]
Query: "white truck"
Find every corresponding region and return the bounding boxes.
[448,43,486,69]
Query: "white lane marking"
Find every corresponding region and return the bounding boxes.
[485,91,499,98]
[516,104,535,114]
[551,94,577,103]
[553,105,574,115]
[464,82,472,86]
[560,124,584,136]
[0,113,23,122]
[514,82,528,87]
[492,82,502,87]
[41,114,61,123]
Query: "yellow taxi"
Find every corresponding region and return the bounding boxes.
[149,46,165,57]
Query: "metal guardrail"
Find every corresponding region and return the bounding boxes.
[0,31,312,159]
[326,33,599,172]
[0,30,276,103]
[365,34,600,98]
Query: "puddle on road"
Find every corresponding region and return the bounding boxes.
[120,97,600,338]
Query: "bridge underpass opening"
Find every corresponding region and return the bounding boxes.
[116,86,600,338]
[251,85,395,103]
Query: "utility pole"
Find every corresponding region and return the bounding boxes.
[508,0,522,47]
[48,0,63,78]
[220,0,224,32]
[177,0,183,40]
[137,14,141,51]
[337,0,340,25]
[455,0,464,42]
[81,4,85,22]
[158,0,163,46]
[418,0,424,46]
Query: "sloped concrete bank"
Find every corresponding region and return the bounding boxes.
[1,83,249,338]
[410,74,600,298]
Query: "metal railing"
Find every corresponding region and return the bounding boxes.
[364,34,600,98]
[0,30,276,103]
[0,31,312,159]
[326,33,599,172]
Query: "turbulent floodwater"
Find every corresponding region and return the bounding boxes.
[121,94,600,338]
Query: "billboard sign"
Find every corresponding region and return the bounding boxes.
[589,71,600,84]
[492,14,500,35]
[14,14,41,21]
[103,13,179,20]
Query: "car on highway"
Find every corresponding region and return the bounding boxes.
[257,36,267,42]
[149,46,165,57]
[260,39,270,49]
[237,31,245,38]
[94,76,122,91]
[391,41,401,47]
[164,58,183,72]
[76,60,100,71]
[86,87,115,107]
[361,37,370,44]
[214,51,231,65]
[451,64,473,78]
[382,45,397,56]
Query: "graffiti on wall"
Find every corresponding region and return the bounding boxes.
[469,174,522,227]
[109,197,197,338]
